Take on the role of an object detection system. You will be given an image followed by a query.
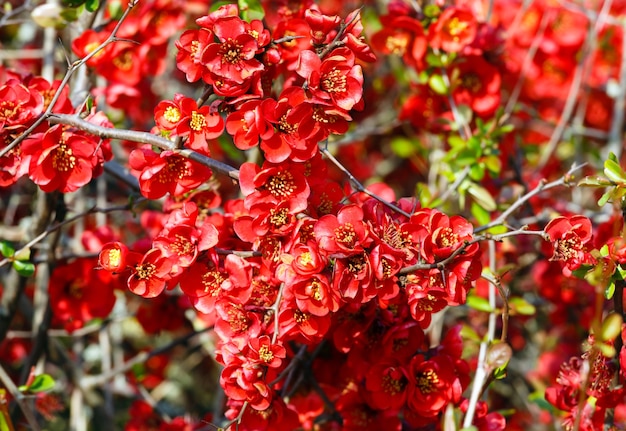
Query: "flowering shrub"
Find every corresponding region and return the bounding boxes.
[2,0,626,430]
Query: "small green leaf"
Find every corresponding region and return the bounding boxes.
[467,183,497,211]
[606,281,616,299]
[12,261,35,277]
[600,312,623,342]
[509,297,536,316]
[425,52,444,67]
[469,164,485,181]
[423,4,441,17]
[238,0,264,21]
[604,159,626,183]
[483,155,502,176]
[85,0,98,12]
[428,74,448,95]
[390,137,416,158]
[466,295,493,312]
[0,412,10,431]
[26,374,55,393]
[0,242,14,258]
[598,190,613,207]
[578,176,613,187]
[471,202,490,226]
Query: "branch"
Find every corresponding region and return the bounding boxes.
[474,163,584,234]
[47,114,240,181]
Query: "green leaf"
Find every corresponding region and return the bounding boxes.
[469,164,485,181]
[598,190,613,207]
[509,297,536,315]
[600,312,623,342]
[606,281,616,300]
[0,242,14,258]
[471,202,490,226]
[26,374,55,393]
[428,74,448,95]
[0,413,10,431]
[425,52,444,68]
[578,175,613,187]
[238,0,264,21]
[390,137,416,158]
[85,0,98,12]
[423,4,441,17]
[466,295,493,312]
[483,155,502,176]
[467,183,497,211]
[604,159,626,183]
[12,260,35,277]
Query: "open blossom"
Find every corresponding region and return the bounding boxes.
[428,6,478,53]
[200,15,264,85]
[21,124,111,193]
[545,215,594,271]
[129,146,212,199]
[296,47,364,111]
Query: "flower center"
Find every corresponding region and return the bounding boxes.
[258,345,274,363]
[52,144,77,172]
[267,171,296,198]
[385,35,409,55]
[334,223,357,248]
[135,262,156,280]
[221,39,244,64]
[202,270,225,295]
[190,111,206,131]
[416,369,440,394]
[163,106,181,123]
[322,68,347,93]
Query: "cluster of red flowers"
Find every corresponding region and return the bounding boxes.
[0,71,114,192]
[89,4,503,429]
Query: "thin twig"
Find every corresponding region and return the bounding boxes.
[474,163,584,233]
[320,146,411,218]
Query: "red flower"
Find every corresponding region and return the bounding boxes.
[49,259,117,332]
[428,7,478,53]
[247,335,286,368]
[175,28,214,83]
[370,15,427,69]
[364,360,409,410]
[314,205,371,257]
[238,161,310,211]
[129,146,212,199]
[296,47,364,111]
[22,125,109,193]
[200,15,264,85]
[0,80,43,131]
[127,248,173,298]
[545,215,594,271]
[406,354,465,418]
[450,55,501,118]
